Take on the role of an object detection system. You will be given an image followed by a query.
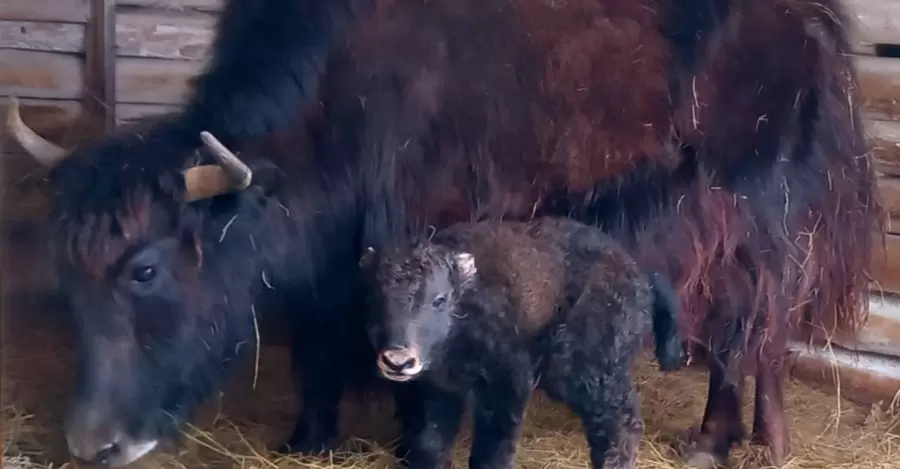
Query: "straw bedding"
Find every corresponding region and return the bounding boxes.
[3,335,899,469]
[2,86,898,469]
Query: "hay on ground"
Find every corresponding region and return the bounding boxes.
[3,347,900,469]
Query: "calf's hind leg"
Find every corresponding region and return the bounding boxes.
[574,384,636,469]
[602,391,643,469]
[539,333,638,468]
[542,367,636,469]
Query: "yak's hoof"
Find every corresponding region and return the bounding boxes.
[748,440,787,468]
[684,451,725,469]
[678,427,730,469]
[751,427,789,467]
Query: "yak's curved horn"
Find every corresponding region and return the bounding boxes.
[6,97,67,167]
[182,131,253,202]
[200,131,253,189]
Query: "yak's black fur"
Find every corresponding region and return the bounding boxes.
[24,0,880,467]
[362,217,682,469]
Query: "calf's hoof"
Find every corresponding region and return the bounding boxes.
[278,434,342,457]
[397,458,453,469]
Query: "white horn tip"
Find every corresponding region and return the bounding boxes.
[5,95,67,166]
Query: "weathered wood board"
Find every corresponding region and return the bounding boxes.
[843,0,900,51]
[866,119,900,176]
[0,14,215,61]
[0,0,222,23]
[828,293,900,358]
[857,55,900,122]
[789,341,900,406]
[878,176,900,221]
[871,233,900,296]
[0,49,200,104]
[0,97,174,149]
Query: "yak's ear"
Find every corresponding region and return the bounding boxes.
[453,251,477,287]
[359,246,378,269]
[246,159,286,197]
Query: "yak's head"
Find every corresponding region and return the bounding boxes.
[359,243,477,382]
[7,99,269,467]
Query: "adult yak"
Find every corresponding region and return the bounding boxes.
[6,0,880,467]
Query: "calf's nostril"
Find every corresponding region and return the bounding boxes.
[380,349,418,372]
[92,443,119,466]
[380,353,400,370]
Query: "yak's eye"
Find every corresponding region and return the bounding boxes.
[432,294,447,308]
[133,265,157,283]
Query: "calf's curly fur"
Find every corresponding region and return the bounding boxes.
[361,217,683,469]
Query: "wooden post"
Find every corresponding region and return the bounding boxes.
[85,0,116,131]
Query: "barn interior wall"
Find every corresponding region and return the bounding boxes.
[2,0,900,405]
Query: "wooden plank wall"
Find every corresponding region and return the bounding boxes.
[787,0,900,407]
[0,0,222,146]
[2,0,900,405]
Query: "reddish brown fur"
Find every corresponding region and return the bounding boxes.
[337,0,877,357]
[36,0,880,465]
[520,0,677,189]
[429,222,569,333]
[332,0,879,464]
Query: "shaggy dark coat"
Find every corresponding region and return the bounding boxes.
[361,217,683,469]
[9,0,881,467]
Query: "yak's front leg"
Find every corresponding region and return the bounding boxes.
[751,355,789,466]
[283,328,345,455]
[469,368,533,469]
[683,349,745,469]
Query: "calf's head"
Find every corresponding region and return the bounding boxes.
[7,99,263,467]
[360,244,478,382]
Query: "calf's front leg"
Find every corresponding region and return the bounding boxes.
[397,381,466,469]
[469,368,533,469]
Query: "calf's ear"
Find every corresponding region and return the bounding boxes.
[359,246,378,268]
[453,252,477,287]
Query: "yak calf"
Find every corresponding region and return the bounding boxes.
[360,217,683,469]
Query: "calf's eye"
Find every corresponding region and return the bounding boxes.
[432,294,447,307]
[133,265,157,283]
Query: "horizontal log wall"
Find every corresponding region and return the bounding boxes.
[2,0,900,405]
[783,0,900,406]
[0,0,222,149]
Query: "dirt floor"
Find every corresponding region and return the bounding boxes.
[1,150,899,469]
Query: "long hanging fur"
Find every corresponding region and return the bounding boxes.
[35,0,880,465]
